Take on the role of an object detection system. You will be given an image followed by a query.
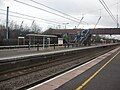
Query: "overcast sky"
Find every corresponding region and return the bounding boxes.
[0,0,120,31]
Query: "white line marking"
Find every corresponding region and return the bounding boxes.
[28,47,119,90]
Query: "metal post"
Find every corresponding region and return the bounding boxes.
[29,35,31,45]
[54,43,55,49]
[6,6,9,39]
[37,43,39,51]
[48,38,50,48]
[68,43,69,48]
[23,38,25,45]
[43,37,45,49]
[117,15,119,28]
[34,35,35,45]
[117,0,119,28]
[28,36,31,50]
[28,42,30,50]
[18,38,19,45]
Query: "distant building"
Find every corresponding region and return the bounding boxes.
[43,28,120,36]
[43,28,83,37]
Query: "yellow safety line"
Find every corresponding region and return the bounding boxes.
[76,50,120,90]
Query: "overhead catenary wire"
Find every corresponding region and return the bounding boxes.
[83,1,120,28]
[84,1,120,15]
[0,12,33,21]
[28,0,88,25]
[77,16,84,28]
[116,0,119,28]
[0,9,88,28]
[14,0,80,23]
[0,9,61,24]
[0,12,63,30]
[99,0,115,21]
[94,16,101,28]
[29,0,80,21]
[0,12,60,26]
[31,0,119,22]
[99,0,118,23]
[101,0,116,21]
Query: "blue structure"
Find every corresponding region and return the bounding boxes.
[74,29,91,46]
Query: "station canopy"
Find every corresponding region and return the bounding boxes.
[26,34,57,38]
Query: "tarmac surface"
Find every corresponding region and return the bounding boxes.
[56,48,120,90]
[27,46,120,90]
[82,50,120,90]
[1,44,120,90]
[0,44,111,59]
[0,46,65,58]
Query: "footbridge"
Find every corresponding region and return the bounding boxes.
[44,28,120,35]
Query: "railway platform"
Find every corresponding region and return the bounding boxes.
[0,44,107,59]
[0,43,119,89]
[0,45,65,59]
[0,43,117,61]
[28,46,120,90]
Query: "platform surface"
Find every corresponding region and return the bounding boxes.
[0,44,116,61]
[28,47,120,90]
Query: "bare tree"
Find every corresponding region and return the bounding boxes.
[31,22,42,34]
[9,21,14,30]
[23,25,30,32]
[14,23,19,30]
[0,24,5,29]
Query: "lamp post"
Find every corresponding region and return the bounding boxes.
[63,23,69,29]
[6,6,9,39]
[116,0,119,28]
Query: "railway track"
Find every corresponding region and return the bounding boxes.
[0,45,118,90]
